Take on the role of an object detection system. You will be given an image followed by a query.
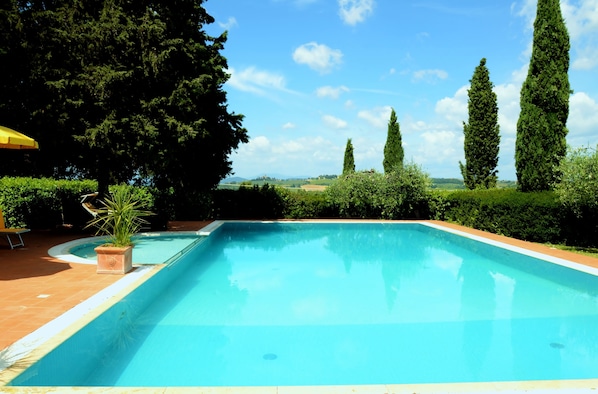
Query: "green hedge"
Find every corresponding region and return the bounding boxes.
[440,189,561,243]
[439,189,598,246]
[0,178,159,230]
[0,177,96,229]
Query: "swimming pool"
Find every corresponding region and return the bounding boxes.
[5,221,598,388]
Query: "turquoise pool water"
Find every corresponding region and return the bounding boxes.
[69,233,202,264]
[9,222,598,386]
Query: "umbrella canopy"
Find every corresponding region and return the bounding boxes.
[0,125,39,150]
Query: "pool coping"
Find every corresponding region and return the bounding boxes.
[3,219,598,393]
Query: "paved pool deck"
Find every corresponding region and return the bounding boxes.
[1,219,598,393]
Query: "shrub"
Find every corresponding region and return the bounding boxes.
[442,189,563,243]
[0,177,97,229]
[282,189,335,219]
[325,164,431,219]
[554,145,598,216]
[212,184,286,219]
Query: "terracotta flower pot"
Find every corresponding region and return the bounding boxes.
[95,245,133,274]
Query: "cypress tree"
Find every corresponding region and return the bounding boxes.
[459,58,500,189]
[383,108,404,173]
[342,138,355,175]
[515,0,570,192]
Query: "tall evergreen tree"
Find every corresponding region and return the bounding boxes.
[1,0,248,203]
[515,0,570,192]
[342,138,355,175]
[459,58,500,189]
[383,108,404,173]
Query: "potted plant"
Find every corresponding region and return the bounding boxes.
[86,186,152,274]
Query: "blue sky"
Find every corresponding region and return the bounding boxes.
[205,0,598,180]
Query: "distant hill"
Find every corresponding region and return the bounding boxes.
[430,178,465,190]
[221,176,246,184]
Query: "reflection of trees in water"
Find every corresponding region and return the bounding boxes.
[324,223,429,311]
[216,222,329,253]
[458,258,496,378]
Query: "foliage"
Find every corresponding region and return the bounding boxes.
[326,171,384,218]
[326,164,431,219]
[282,189,335,219]
[553,146,598,217]
[212,184,287,219]
[383,108,404,173]
[383,164,432,219]
[515,0,570,192]
[86,185,153,247]
[0,0,248,201]
[0,177,97,228]
[342,138,355,175]
[459,58,500,189]
[441,189,563,243]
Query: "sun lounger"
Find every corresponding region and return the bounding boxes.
[0,208,30,249]
[80,192,100,217]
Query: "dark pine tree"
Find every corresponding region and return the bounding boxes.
[342,138,355,176]
[515,0,570,192]
[383,108,404,173]
[459,58,500,189]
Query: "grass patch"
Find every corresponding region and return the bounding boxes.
[544,243,598,258]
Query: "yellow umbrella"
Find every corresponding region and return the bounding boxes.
[0,125,39,150]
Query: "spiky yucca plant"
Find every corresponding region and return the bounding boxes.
[86,186,152,247]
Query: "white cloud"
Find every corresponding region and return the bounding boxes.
[338,0,375,25]
[513,0,536,29]
[247,136,271,151]
[218,17,238,30]
[418,130,460,164]
[559,0,598,70]
[401,118,463,176]
[357,106,392,129]
[494,83,521,136]
[561,0,598,40]
[231,135,343,177]
[435,85,468,127]
[412,69,449,83]
[322,114,348,129]
[352,136,384,167]
[293,42,343,74]
[572,46,598,70]
[316,85,350,99]
[282,122,296,129]
[510,63,529,85]
[568,92,598,143]
[226,67,288,95]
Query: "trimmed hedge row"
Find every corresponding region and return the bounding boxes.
[439,189,598,247]
[0,178,158,230]
[0,177,97,229]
